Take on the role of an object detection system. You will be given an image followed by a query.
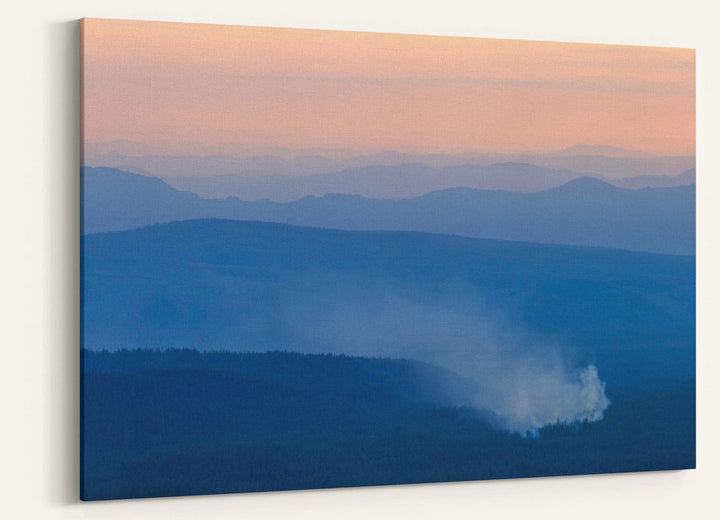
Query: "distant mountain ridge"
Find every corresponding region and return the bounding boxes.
[165,162,586,201]
[83,167,695,255]
[610,169,695,189]
[547,144,659,159]
[83,145,695,199]
[85,141,668,159]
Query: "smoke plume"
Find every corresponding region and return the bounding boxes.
[281,283,610,433]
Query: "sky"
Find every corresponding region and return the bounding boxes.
[81,18,695,156]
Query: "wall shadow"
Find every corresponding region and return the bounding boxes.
[45,18,81,505]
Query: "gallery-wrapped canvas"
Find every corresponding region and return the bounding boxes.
[80,18,696,500]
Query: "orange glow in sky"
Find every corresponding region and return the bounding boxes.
[81,18,695,156]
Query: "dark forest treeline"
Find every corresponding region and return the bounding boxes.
[81,350,695,500]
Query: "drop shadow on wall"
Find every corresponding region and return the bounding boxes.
[45,19,81,505]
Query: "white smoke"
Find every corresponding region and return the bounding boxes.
[280,285,611,434]
[470,361,610,433]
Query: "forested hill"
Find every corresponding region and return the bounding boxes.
[82,348,479,410]
[82,219,695,385]
[81,349,695,500]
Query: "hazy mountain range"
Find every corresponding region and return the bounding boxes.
[611,168,696,189]
[163,164,695,202]
[81,145,696,499]
[83,167,695,255]
[165,162,586,201]
[83,144,695,200]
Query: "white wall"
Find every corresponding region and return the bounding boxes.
[1,1,718,518]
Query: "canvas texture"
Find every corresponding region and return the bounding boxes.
[80,18,696,501]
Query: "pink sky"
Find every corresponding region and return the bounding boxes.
[81,18,695,156]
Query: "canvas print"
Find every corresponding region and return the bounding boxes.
[80,18,696,501]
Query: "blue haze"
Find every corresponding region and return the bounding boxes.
[82,220,694,388]
[80,158,696,499]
